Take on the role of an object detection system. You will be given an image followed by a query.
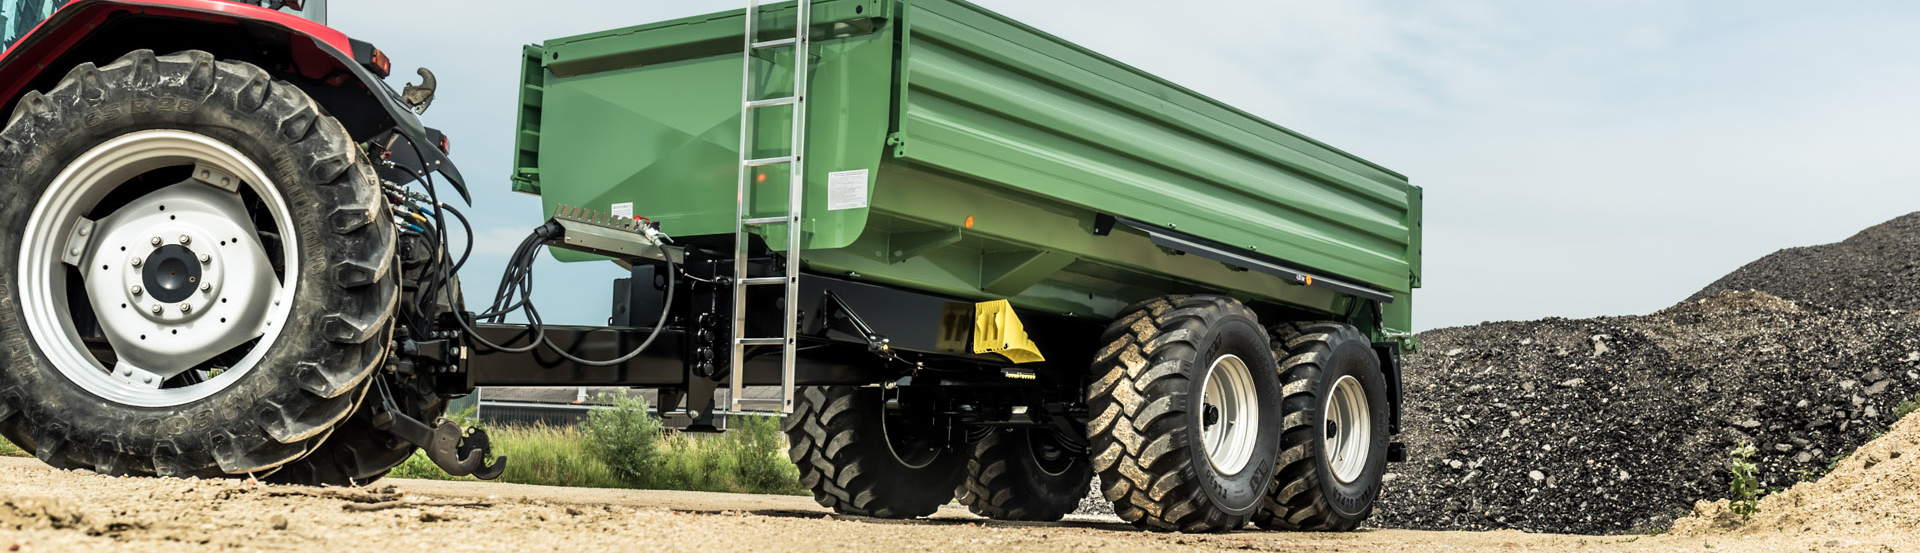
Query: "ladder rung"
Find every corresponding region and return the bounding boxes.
[734,398,787,408]
[743,216,790,226]
[743,156,796,167]
[746,96,798,109]
[741,277,789,286]
[752,38,797,50]
[737,337,786,346]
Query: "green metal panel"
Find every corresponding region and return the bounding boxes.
[512,0,1423,334]
[521,0,895,254]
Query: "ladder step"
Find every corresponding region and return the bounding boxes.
[737,337,786,346]
[751,37,797,50]
[743,216,790,226]
[741,277,789,286]
[733,398,787,408]
[743,156,796,167]
[746,96,798,109]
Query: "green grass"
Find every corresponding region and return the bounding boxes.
[391,397,803,496]
[391,423,628,489]
[0,437,24,458]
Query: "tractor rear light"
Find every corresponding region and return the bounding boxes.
[348,39,392,78]
[426,128,451,155]
[369,49,392,78]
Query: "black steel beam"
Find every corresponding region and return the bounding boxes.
[466,324,892,387]
[1108,216,1394,303]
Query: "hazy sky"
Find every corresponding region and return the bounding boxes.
[334,1,1920,331]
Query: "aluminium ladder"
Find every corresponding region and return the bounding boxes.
[729,0,810,415]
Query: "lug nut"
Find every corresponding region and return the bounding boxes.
[130,257,142,268]
[131,285,143,296]
[199,254,211,265]
[150,304,164,315]
[178,235,191,246]
[180,304,191,314]
[201,283,212,293]
[150,237,162,247]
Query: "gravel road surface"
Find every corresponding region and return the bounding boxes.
[0,458,1903,552]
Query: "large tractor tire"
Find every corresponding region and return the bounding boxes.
[784,385,965,518]
[1087,295,1283,532]
[957,427,1092,521]
[0,50,396,478]
[267,375,446,486]
[1255,322,1390,532]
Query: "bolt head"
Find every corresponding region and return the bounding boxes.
[131,286,143,296]
[199,254,211,264]
[201,283,212,293]
[180,304,191,314]
[150,304,164,315]
[130,257,142,268]
[150,237,162,247]
[178,235,191,246]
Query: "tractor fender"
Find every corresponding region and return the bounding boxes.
[0,0,467,201]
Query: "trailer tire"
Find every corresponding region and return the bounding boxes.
[784,385,964,518]
[1088,295,1282,532]
[0,50,395,478]
[1254,322,1389,532]
[957,428,1091,521]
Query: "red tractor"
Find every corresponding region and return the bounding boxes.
[0,0,487,484]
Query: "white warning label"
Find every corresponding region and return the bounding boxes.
[827,169,870,211]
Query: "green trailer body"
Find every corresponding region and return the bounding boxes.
[512,0,1422,337]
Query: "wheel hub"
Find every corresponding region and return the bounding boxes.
[141,244,202,303]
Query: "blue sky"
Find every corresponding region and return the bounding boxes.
[335,1,1920,330]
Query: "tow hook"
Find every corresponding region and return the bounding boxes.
[371,409,507,480]
[367,379,505,479]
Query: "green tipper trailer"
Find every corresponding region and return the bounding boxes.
[499,0,1422,533]
[513,0,1420,335]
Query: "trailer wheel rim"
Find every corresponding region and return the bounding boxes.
[19,130,298,408]
[1324,374,1371,484]
[1199,353,1259,476]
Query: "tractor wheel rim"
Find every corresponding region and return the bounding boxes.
[1199,353,1258,475]
[1324,375,1371,483]
[19,130,299,408]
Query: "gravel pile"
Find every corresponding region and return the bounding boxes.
[1375,211,1920,534]
[1689,212,1920,311]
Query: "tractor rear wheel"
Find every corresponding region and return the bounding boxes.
[1087,295,1282,532]
[0,50,395,477]
[784,385,965,518]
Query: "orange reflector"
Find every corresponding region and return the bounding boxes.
[964,216,975,229]
[756,173,767,183]
[1305,275,1314,286]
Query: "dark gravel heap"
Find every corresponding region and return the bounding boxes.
[1689,212,1920,311]
[1373,293,1920,534]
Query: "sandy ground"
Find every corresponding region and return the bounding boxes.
[0,457,1903,552]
